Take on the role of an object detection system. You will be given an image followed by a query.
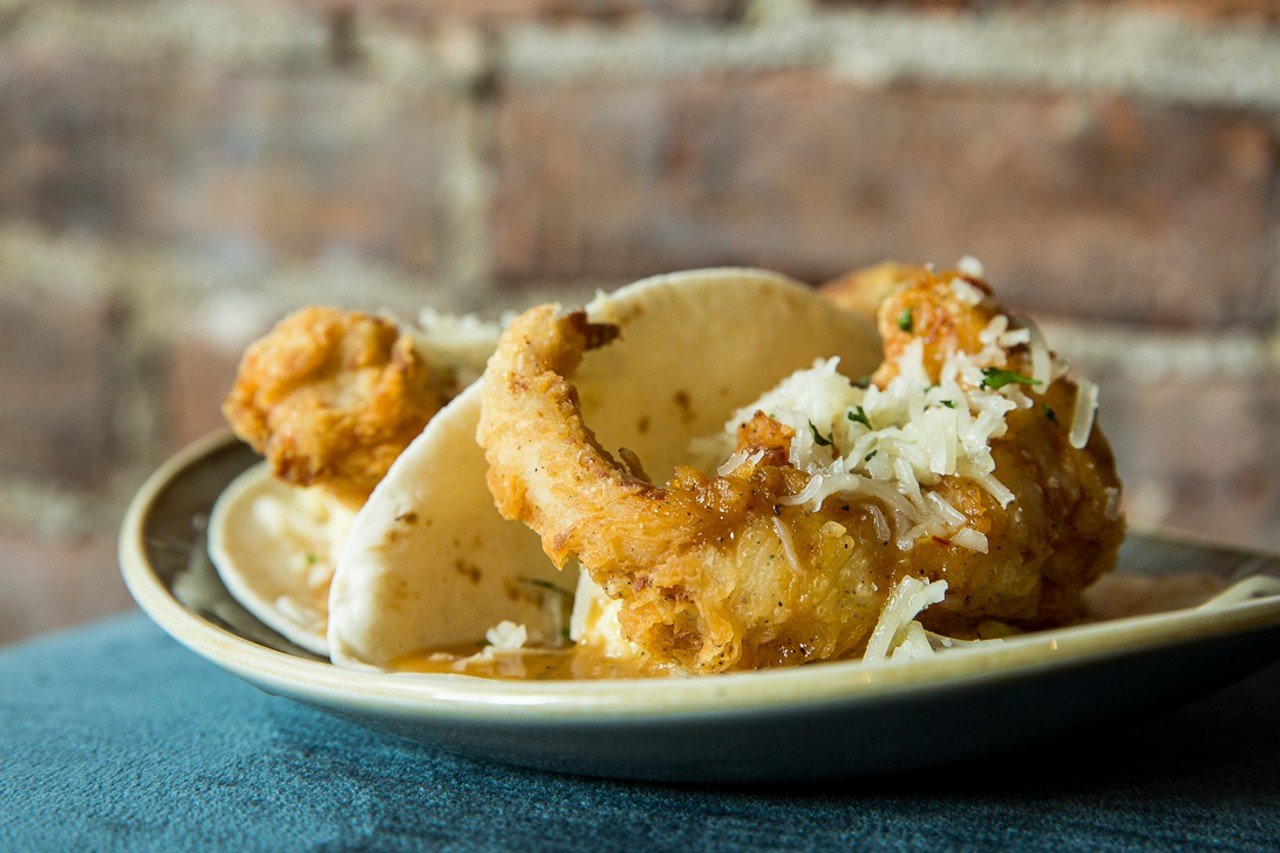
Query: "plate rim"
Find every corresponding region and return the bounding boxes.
[120,431,1280,724]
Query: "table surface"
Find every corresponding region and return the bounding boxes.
[3,613,1279,851]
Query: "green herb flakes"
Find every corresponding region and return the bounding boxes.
[980,367,1041,390]
[847,406,872,429]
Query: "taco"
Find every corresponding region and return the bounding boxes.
[207,306,503,654]
[326,268,884,673]
[331,261,1125,677]
[210,261,1126,678]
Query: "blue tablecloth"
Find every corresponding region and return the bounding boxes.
[2,614,1278,850]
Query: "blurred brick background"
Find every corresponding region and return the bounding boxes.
[2,0,1279,643]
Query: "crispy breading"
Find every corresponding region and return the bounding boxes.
[223,307,444,507]
[819,261,928,322]
[478,273,1123,673]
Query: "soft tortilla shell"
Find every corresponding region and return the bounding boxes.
[328,268,883,669]
[208,463,332,656]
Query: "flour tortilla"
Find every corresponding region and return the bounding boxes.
[327,268,884,670]
[208,463,355,656]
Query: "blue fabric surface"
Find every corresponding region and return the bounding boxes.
[2,614,1278,851]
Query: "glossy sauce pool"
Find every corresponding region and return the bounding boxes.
[389,572,1233,681]
[391,644,671,680]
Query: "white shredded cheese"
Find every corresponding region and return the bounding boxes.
[691,290,1101,555]
[950,277,984,306]
[957,255,985,278]
[772,516,802,573]
[705,335,1024,548]
[890,621,936,661]
[951,527,989,553]
[975,472,1015,508]
[925,491,966,527]
[866,504,891,543]
[863,576,948,663]
[1014,315,1052,393]
[717,448,765,477]
[979,315,1009,346]
[483,620,528,652]
[1069,378,1099,449]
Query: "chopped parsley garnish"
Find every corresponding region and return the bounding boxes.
[939,399,956,409]
[518,577,574,600]
[809,422,834,447]
[847,406,872,429]
[864,450,878,462]
[850,374,872,390]
[980,367,1041,390]
[1044,403,1057,424]
[305,552,317,566]
[897,307,914,333]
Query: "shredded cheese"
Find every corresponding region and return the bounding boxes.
[957,255,985,278]
[702,336,1027,549]
[863,576,948,663]
[693,298,1100,553]
[772,516,803,573]
[951,527,989,554]
[717,448,765,477]
[483,620,528,652]
[950,277,984,306]
[1069,378,1099,449]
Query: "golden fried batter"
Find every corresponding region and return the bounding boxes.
[224,307,444,507]
[478,272,1123,674]
[820,261,927,322]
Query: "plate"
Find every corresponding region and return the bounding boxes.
[120,432,1280,783]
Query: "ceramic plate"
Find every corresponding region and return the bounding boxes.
[120,432,1280,783]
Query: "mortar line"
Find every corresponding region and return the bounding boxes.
[9,3,1280,111]
[501,7,1280,112]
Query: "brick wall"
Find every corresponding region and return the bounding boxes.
[1,0,1278,643]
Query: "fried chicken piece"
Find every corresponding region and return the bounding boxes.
[819,261,927,322]
[865,272,1122,631]
[479,273,1123,673]
[224,307,445,507]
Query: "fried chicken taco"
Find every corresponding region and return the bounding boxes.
[323,262,1124,679]
[208,258,1126,678]
[207,306,503,654]
[324,268,886,674]
[475,264,1123,675]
